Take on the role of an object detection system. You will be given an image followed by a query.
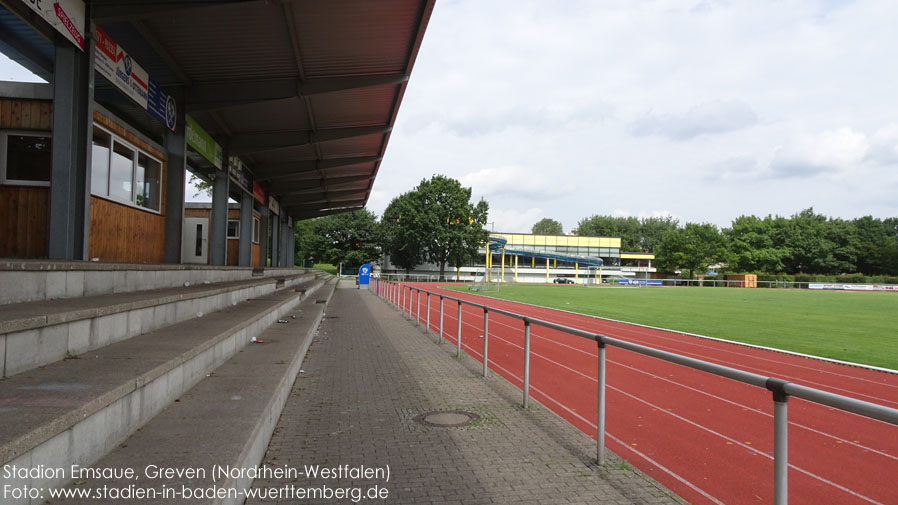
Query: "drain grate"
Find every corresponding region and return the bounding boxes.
[315,300,327,304]
[413,410,480,428]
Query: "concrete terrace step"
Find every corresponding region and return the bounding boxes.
[0,278,328,504]
[0,260,303,306]
[0,272,319,377]
[48,279,337,505]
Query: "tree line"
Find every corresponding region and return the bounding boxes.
[566,209,898,277]
[295,175,488,281]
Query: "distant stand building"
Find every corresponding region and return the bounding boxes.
[381,232,656,284]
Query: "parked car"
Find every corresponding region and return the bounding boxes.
[553,277,575,284]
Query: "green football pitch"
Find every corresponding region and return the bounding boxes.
[444,284,898,371]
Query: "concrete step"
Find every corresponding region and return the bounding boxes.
[0,272,321,377]
[0,260,304,306]
[0,278,330,505]
[45,278,337,505]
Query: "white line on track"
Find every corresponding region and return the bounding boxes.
[427,305,890,504]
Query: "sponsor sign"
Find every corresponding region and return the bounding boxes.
[253,182,266,205]
[186,116,223,169]
[94,26,177,131]
[228,156,253,194]
[809,283,898,292]
[359,263,371,285]
[19,0,86,50]
[268,196,280,216]
[618,279,662,286]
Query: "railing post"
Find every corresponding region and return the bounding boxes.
[457,301,462,358]
[767,378,789,505]
[596,338,606,465]
[400,283,404,315]
[482,308,489,378]
[523,319,531,408]
[425,292,430,333]
[439,296,444,344]
[416,289,421,326]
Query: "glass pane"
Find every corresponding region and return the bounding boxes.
[136,153,161,210]
[91,128,111,195]
[253,217,261,243]
[5,134,51,182]
[227,221,239,238]
[195,224,203,256]
[110,141,134,202]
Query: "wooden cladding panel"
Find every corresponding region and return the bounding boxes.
[89,197,165,263]
[252,244,260,267]
[185,208,209,219]
[0,98,52,130]
[227,239,239,266]
[0,186,49,258]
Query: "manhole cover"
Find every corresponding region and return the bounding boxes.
[413,410,480,428]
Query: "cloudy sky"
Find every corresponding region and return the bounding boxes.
[368,0,898,232]
[4,0,896,234]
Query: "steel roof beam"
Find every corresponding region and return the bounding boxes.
[253,155,381,180]
[275,175,375,193]
[278,189,368,206]
[289,206,365,221]
[186,74,408,112]
[289,198,367,210]
[277,189,366,206]
[228,126,390,156]
[91,1,257,23]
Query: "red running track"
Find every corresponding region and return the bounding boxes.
[383,282,898,505]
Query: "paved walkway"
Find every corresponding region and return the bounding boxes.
[248,285,683,505]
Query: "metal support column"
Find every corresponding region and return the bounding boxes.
[49,39,93,260]
[270,212,280,267]
[237,191,253,266]
[163,98,188,263]
[286,218,294,266]
[209,169,229,265]
[597,340,607,465]
[278,215,288,267]
[523,320,531,408]
[259,206,269,267]
[425,293,430,333]
[482,308,489,377]
[456,302,463,357]
[439,296,444,343]
[767,378,790,505]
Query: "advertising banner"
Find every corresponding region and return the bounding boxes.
[186,116,223,169]
[359,263,371,286]
[268,196,280,216]
[228,156,253,194]
[253,182,266,205]
[19,0,85,50]
[94,26,177,131]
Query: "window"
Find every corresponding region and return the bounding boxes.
[227,220,240,239]
[252,216,261,244]
[90,124,162,213]
[1,131,52,186]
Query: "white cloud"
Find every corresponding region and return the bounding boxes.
[460,166,572,201]
[630,100,759,141]
[488,206,545,234]
[769,127,869,179]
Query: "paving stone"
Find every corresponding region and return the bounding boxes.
[247,286,685,505]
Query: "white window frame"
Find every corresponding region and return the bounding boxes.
[227,219,240,239]
[0,130,52,187]
[91,124,163,214]
[252,216,261,244]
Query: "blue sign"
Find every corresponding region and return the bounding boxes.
[359,263,371,285]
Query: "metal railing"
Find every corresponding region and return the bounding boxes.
[372,279,898,505]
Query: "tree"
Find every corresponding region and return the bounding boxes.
[576,215,641,250]
[724,215,788,273]
[293,218,316,267]
[381,192,425,272]
[531,218,563,235]
[639,216,679,252]
[302,210,381,272]
[655,223,727,277]
[383,175,489,281]
[416,175,489,281]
